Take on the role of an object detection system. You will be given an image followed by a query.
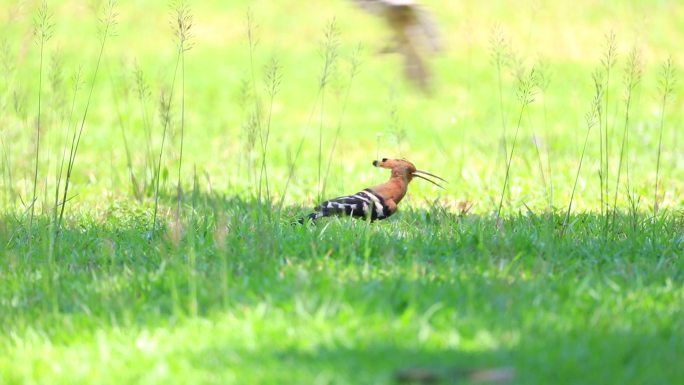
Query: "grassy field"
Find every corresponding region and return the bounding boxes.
[1,0,683,384]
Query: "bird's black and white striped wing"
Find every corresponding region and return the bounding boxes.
[307,189,391,221]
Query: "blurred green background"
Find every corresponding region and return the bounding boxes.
[1,0,682,211]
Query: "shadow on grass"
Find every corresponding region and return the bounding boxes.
[191,344,514,384]
[1,194,683,310]
[172,326,682,384]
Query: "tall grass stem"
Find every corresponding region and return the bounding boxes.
[29,1,54,253]
[653,58,675,222]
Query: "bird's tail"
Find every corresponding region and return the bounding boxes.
[297,211,324,225]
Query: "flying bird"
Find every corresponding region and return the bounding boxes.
[301,158,446,223]
[350,0,441,92]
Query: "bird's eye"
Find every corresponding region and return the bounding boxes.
[382,158,388,162]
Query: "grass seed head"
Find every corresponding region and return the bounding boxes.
[489,24,511,69]
[601,30,618,70]
[623,46,643,93]
[658,57,676,100]
[97,0,118,42]
[318,18,340,88]
[33,1,55,46]
[264,57,283,99]
[172,1,194,52]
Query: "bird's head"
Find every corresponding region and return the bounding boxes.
[372,158,446,188]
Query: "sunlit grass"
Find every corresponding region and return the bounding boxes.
[1,1,683,384]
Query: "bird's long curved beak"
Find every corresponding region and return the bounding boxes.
[412,170,447,190]
[415,169,448,183]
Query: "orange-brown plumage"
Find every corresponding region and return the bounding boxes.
[301,158,445,222]
[368,158,416,215]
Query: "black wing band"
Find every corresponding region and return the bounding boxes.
[311,189,391,220]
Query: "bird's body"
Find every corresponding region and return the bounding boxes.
[305,188,392,222]
[301,158,445,223]
[350,0,440,92]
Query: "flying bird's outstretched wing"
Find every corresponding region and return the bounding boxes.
[350,0,440,92]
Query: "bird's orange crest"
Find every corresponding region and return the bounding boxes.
[372,158,446,189]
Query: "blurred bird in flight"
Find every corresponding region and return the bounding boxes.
[350,0,441,92]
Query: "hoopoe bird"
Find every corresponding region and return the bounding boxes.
[350,0,441,92]
[301,158,446,223]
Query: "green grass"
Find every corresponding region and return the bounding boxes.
[2,205,683,384]
[1,1,684,384]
